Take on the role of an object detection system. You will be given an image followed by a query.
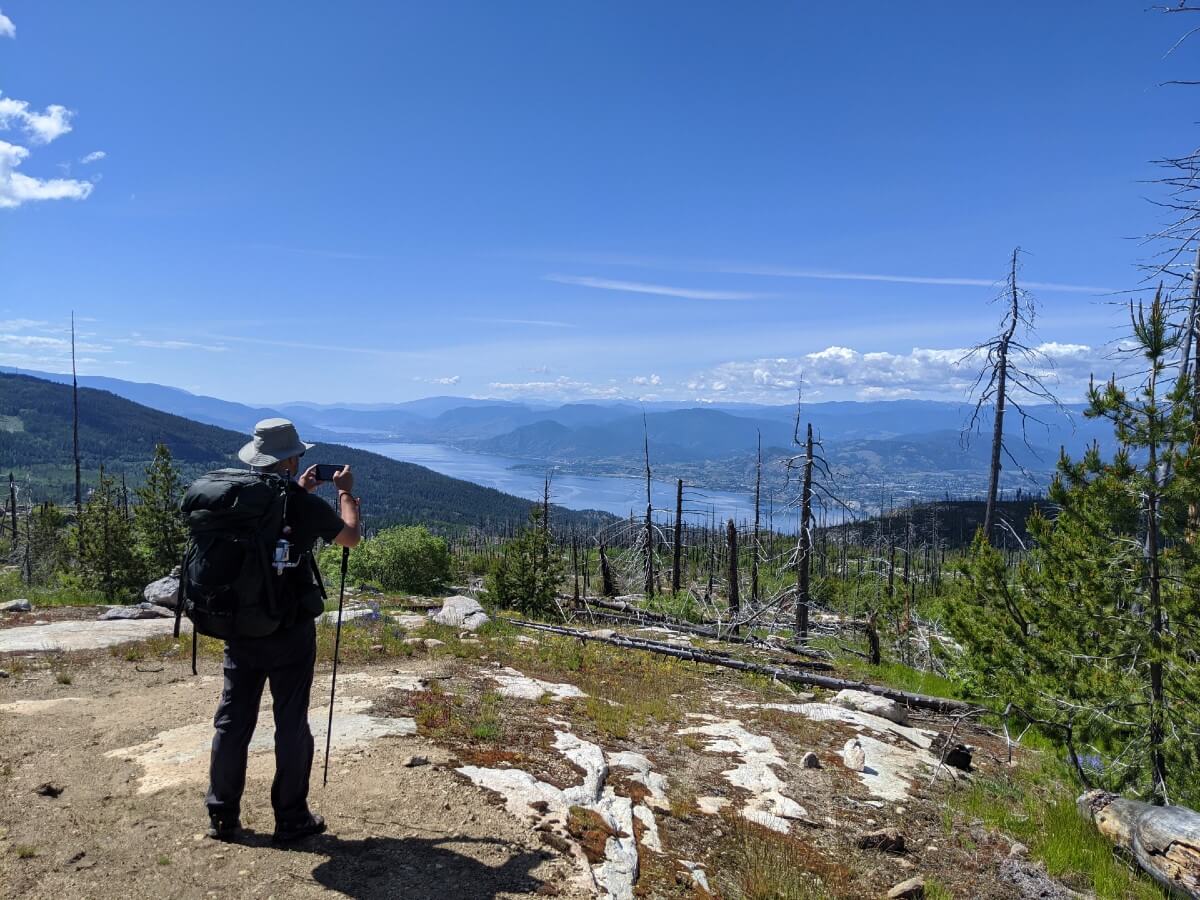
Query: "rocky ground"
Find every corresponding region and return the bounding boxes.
[0,596,1088,899]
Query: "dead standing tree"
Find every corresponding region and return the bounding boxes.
[71,312,82,526]
[642,413,654,598]
[961,248,1064,544]
[785,407,837,644]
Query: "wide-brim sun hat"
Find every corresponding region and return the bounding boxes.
[237,418,315,466]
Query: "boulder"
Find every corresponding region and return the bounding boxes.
[833,689,910,726]
[930,735,973,772]
[0,598,32,613]
[142,572,181,610]
[98,603,174,621]
[318,602,381,626]
[858,827,906,853]
[887,876,925,899]
[432,595,490,631]
[999,856,1086,899]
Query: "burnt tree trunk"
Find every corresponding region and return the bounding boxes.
[672,478,683,595]
[796,423,814,643]
[726,519,740,636]
[599,542,616,598]
[72,312,82,526]
[982,249,1021,544]
[752,431,761,605]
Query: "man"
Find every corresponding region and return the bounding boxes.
[205,418,360,842]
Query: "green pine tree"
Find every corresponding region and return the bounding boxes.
[486,509,564,617]
[947,293,1200,805]
[133,443,187,578]
[26,502,70,586]
[76,466,143,601]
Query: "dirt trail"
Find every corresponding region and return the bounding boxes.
[0,606,1048,898]
[0,650,584,899]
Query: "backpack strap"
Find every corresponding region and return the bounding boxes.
[308,552,328,602]
[173,547,188,639]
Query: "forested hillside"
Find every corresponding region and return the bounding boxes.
[0,373,608,531]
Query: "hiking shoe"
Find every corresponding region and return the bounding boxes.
[206,816,242,842]
[272,813,326,843]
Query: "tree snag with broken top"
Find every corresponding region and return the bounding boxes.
[960,248,1064,545]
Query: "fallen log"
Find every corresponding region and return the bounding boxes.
[504,617,975,716]
[571,605,832,662]
[527,617,833,672]
[1078,790,1200,898]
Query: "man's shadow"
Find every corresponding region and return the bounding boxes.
[237,830,554,899]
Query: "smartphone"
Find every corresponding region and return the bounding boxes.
[313,464,345,482]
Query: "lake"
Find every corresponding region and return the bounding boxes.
[349,442,804,531]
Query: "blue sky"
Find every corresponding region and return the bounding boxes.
[0,2,1194,405]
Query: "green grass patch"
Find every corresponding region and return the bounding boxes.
[315,618,416,663]
[466,691,503,741]
[641,590,707,624]
[502,632,703,739]
[713,814,850,899]
[945,755,1167,899]
[813,635,963,700]
[112,631,224,662]
[0,569,106,608]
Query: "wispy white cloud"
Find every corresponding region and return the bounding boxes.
[488,375,621,400]
[712,264,1113,295]
[462,316,577,329]
[207,332,433,358]
[0,318,48,331]
[413,374,461,386]
[534,252,1113,295]
[0,141,93,208]
[545,274,770,301]
[248,243,384,261]
[0,10,14,39]
[0,332,109,353]
[0,94,74,144]
[122,338,229,353]
[80,150,106,164]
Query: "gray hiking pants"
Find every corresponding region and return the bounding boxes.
[205,619,317,827]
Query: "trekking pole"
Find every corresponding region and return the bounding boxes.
[322,543,350,787]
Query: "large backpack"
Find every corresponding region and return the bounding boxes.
[176,469,292,641]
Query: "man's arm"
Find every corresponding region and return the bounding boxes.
[332,466,361,548]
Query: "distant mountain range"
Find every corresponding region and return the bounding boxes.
[0,372,610,532]
[1,366,1120,505]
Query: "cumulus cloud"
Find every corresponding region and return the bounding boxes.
[545,274,769,301]
[0,94,74,144]
[686,343,1116,403]
[0,10,13,39]
[80,150,106,164]
[630,373,662,386]
[0,140,93,208]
